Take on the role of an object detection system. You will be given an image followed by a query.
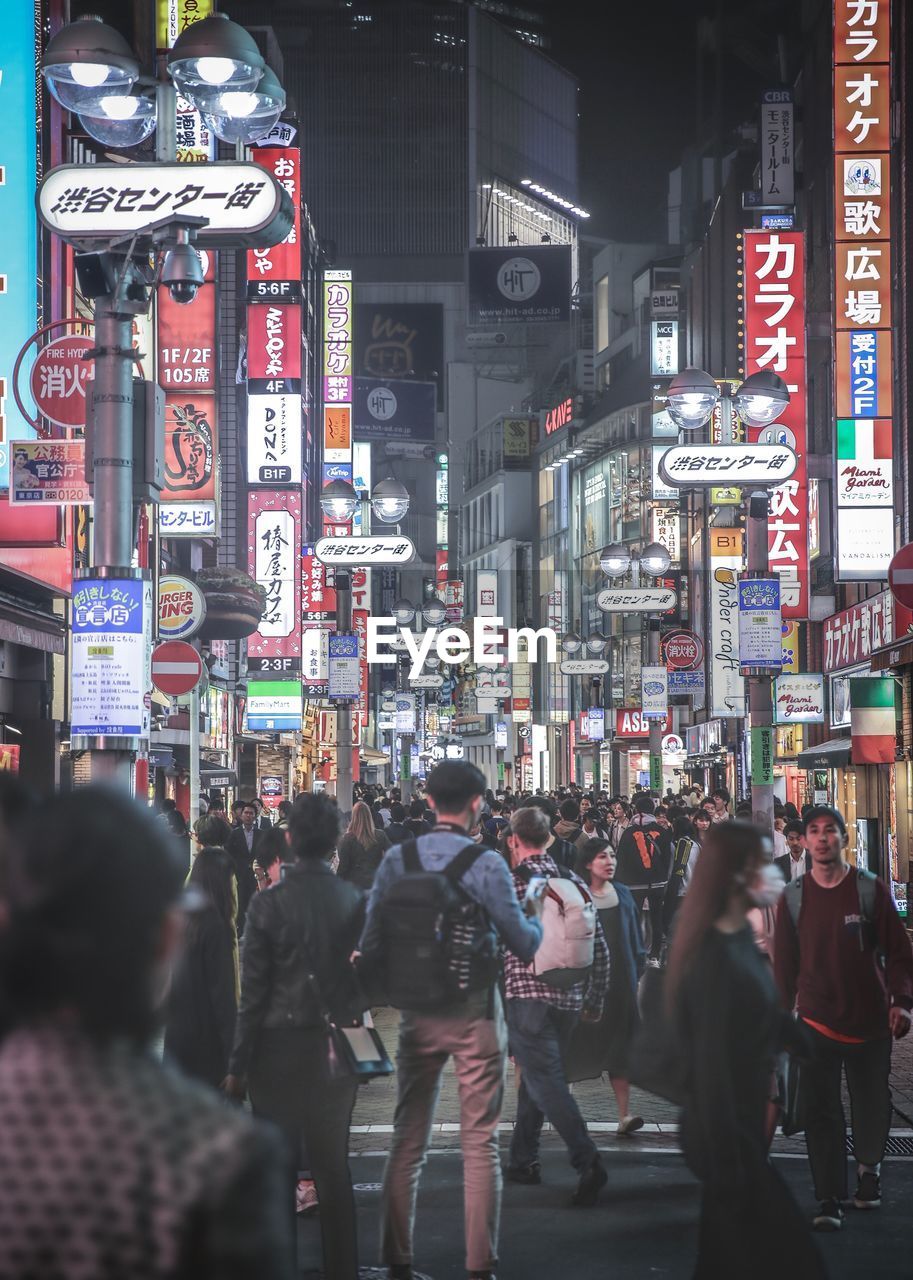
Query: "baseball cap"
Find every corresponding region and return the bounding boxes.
[802,805,847,836]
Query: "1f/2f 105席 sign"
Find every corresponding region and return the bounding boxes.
[38,163,294,250]
[658,444,798,488]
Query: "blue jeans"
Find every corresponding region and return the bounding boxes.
[506,999,598,1173]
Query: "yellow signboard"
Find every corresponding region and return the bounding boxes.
[157,0,214,50]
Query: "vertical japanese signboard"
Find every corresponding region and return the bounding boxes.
[246,142,303,488]
[156,0,215,162]
[833,0,893,579]
[247,490,302,672]
[323,271,354,466]
[709,529,746,718]
[760,90,794,205]
[741,230,808,618]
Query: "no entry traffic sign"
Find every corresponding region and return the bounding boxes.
[888,544,913,611]
[151,641,203,697]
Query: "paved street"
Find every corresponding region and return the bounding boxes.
[296,1149,913,1278]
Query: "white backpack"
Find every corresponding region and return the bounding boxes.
[530,878,597,989]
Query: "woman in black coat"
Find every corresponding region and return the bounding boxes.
[164,847,238,1088]
[666,821,826,1280]
[336,800,390,890]
[223,795,368,1280]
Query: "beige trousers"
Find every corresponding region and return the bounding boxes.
[380,990,507,1274]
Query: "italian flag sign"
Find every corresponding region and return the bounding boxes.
[850,678,896,764]
[836,419,893,507]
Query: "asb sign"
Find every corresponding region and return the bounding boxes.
[615,709,669,739]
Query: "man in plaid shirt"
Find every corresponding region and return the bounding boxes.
[503,804,610,1206]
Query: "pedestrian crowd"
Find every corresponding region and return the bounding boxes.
[0,766,909,1279]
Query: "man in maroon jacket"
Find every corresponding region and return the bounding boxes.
[774,805,913,1233]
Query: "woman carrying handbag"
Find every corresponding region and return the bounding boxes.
[223,793,384,1280]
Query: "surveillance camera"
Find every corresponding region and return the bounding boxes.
[161,242,204,305]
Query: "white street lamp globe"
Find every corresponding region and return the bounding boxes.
[640,542,672,577]
[585,632,607,655]
[168,14,264,106]
[734,370,791,427]
[79,90,157,146]
[599,543,632,579]
[42,17,138,114]
[666,367,720,430]
[561,632,583,654]
[319,478,358,522]
[422,596,447,627]
[392,598,416,626]
[200,66,286,145]
[370,477,410,524]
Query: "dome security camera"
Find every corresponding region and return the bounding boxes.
[161,241,204,305]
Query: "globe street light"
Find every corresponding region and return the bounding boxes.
[42,17,138,113]
[599,543,632,579]
[639,542,672,578]
[561,632,583,654]
[370,477,411,524]
[422,596,447,627]
[666,367,721,430]
[585,632,608,655]
[733,370,791,427]
[79,88,157,147]
[167,14,265,100]
[201,66,286,145]
[319,478,359,523]
[392,598,416,627]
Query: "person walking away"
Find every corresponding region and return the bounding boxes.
[667,821,827,1280]
[553,799,583,846]
[569,838,645,1136]
[0,788,293,1279]
[226,801,263,934]
[775,820,812,883]
[404,798,433,838]
[165,847,238,1089]
[614,794,669,963]
[385,801,411,846]
[502,806,610,1204]
[773,805,913,1231]
[518,795,576,872]
[337,800,391,891]
[223,793,368,1280]
[360,761,543,1280]
[661,814,702,939]
[253,826,288,891]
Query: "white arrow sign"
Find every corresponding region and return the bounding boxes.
[658,443,798,488]
[315,535,415,566]
[410,674,444,689]
[559,660,610,675]
[38,162,294,250]
[597,587,677,613]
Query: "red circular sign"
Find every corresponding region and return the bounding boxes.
[30,336,93,429]
[888,545,913,611]
[662,628,703,671]
[151,641,203,697]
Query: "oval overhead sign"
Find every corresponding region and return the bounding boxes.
[411,674,444,689]
[559,659,610,675]
[314,535,416,566]
[597,587,677,613]
[38,161,294,251]
[658,443,798,488]
[158,574,207,641]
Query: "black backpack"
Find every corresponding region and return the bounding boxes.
[373,839,500,1011]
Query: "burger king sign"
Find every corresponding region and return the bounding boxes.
[158,575,207,641]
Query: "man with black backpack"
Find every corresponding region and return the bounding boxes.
[360,761,543,1280]
[773,805,913,1233]
[614,794,669,963]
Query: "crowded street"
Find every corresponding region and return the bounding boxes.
[1,0,913,1276]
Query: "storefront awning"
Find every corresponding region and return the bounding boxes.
[796,738,852,770]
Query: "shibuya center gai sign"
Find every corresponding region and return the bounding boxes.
[659,444,798,488]
[38,163,294,250]
[366,617,558,680]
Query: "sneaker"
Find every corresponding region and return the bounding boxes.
[812,1199,844,1231]
[571,1156,608,1207]
[503,1161,541,1185]
[853,1170,881,1210]
[616,1115,645,1137]
[295,1179,319,1216]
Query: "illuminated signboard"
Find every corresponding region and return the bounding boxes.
[544,396,573,435]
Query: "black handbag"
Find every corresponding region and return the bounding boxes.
[781,1054,806,1136]
[302,963,394,1084]
[627,965,689,1106]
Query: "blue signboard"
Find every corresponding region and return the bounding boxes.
[668,670,705,695]
[849,329,878,418]
[0,3,39,486]
[328,631,360,699]
[738,577,782,671]
[354,378,437,442]
[71,578,150,737]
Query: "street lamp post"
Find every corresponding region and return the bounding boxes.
[600,541,672,795]
[666,368,791,836]
[42,16,289,793]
